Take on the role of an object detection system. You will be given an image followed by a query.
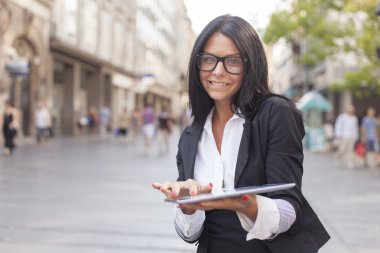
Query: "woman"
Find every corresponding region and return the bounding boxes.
[2,100,18,155]
[153,15,329,252]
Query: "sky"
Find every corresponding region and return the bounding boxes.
[184,0,287,34]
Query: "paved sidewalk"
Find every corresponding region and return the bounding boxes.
[0,133,379,252]
[0,134,195,253]
[303,152,380,253]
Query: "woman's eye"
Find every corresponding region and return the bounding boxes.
[203,56,215,63]
[228,58,242,65]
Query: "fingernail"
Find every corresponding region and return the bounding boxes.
[172,191,177,197]
[241,195,249,201]
[190,191,195,196]
[209,182,213,188]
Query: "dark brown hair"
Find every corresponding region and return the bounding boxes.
[187,15,271,127]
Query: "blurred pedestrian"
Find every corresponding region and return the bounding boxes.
[141,103,155,155]
[153,15,329,252]
[323,112,335,153]
[116,107,129,139]
[99,105,111,138]
[361,107,379,167]
[129,106,141,144]
[78,110,89,133]
[157,105,173,155]
[2,100,19,155]
[87,106,99,135]
[34,101,51,143]
[334,105,359,169]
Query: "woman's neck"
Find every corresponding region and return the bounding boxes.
[213,102,234,125]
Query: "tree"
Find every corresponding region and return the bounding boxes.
[264,0,380,96]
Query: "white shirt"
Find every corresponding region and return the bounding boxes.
[35,108,51,128]
[174,109,296,241]
[334,113,358,140]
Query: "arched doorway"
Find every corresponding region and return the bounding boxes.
[8,36,39,136]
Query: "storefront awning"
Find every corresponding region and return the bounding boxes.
[297,91,332,112]
[112,73,134,89]
[148,84,175,99]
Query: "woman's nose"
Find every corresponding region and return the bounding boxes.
[212,61,226,75]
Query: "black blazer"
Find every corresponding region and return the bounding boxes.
[175,97,330,253]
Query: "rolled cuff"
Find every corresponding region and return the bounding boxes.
[173,206,205,239]
[236,195,280,240]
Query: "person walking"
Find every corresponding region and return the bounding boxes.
[34,101,51,143]
[153,15,329,253]
[334,105,359,169]
[116,107,129,140]
[2,100,19,155]
[157,105,173,155]
[99,105,111,139]
[361,107,379,167]
[87,106,99,135]
[141,103,155,155]
[129,107,141,144]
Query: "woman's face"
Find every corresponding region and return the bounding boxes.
[199,32,244,105]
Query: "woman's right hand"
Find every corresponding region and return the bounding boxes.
[152,179,213,215]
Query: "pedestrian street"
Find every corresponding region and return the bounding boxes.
[0,134,379,253]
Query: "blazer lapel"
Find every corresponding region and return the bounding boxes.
[183,125,203,179]
[234,118,251,186]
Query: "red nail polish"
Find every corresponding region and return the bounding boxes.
[241,195,249,201]
[209,182,213,187]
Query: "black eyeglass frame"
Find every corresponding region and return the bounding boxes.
[196,53,248,75]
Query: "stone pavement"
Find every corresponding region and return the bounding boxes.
[0,134,194,253]
[303,152,380,253]
[0,132,379,253]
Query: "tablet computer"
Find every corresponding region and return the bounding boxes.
[165,183,296,204]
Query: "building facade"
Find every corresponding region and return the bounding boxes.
[135,0,195,113]
[50,0,137,136]
[0,0,52,138]
[0,0,194,138]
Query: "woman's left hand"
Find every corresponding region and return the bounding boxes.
[181,194,258,220]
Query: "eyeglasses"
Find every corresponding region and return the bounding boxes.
[196,53,247,74]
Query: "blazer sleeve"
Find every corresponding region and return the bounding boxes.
[175,127,205,244]
[176,130,186,182]
[263,98,305,218]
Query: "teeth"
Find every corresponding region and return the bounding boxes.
[210,81,227,86]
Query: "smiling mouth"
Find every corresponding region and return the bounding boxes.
[209,81,228,86]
